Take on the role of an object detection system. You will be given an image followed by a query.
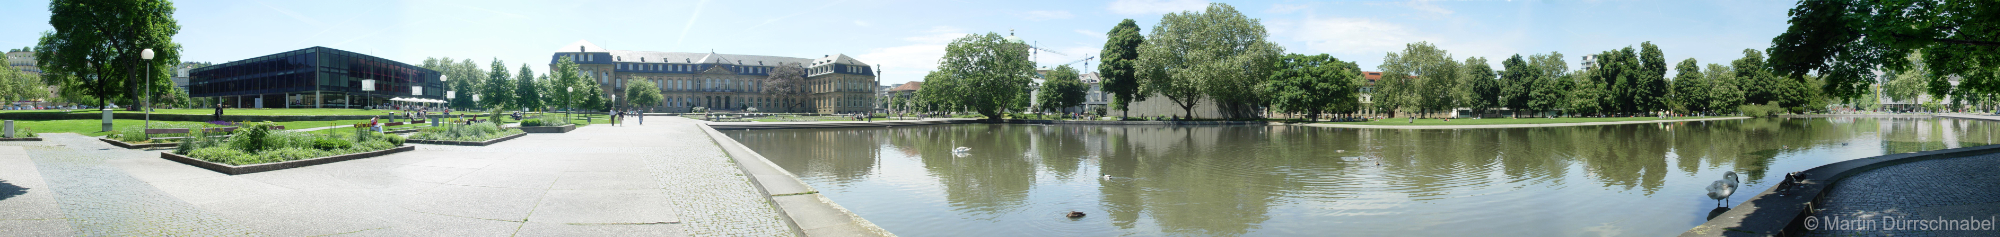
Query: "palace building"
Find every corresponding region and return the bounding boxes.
[550,40,877,114]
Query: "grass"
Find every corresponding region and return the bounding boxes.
[0,108,411,116]
[1323,116,1732,126]
[9,119,377,137]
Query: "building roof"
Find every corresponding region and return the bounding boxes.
[556,40,609,53]
[889,81,922,92]
[1080,72,1101,84]
[811,54,867,66]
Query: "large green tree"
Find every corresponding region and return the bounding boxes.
[1460,57,1498,116]
[1097,19,1146,118]
[1378,42,1457,118]
[1264,53,1361,121]
[552,55,585,112]
[624,77,662,110]
[1705,63,1746,113]
[928,32,1034,120]
[1767,0,1998,102]
[1670,58,1711,114]
[1136,3,1282,119]
[1526,52,1568,117]
[37,0,182,110]
[1636,42,1669,115]
[514,64,542,112]
[1036,65,1088,117]
[1499,54,1535,117]
[482,58,514,110]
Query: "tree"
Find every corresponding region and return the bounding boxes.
[624,78,662,110]
[1378,42,1457,118]
[929,32,1033,120]
[580,78,605,111]
[1767,0,1998,102]
[514,64,541,112]
[1636,42,1669,115]
[1098,19,1146,118]
[760,62,809,112]
[1568,70,1606,116]
[1670,58,1710,114]
[1705,63,1746,114]
[1499,54,1535,117]
[1460,57,1498,116]
[1526,52,1568,117]
[482,58,514,110]
[1137,3,1283,119]
[1036,65,1088,117]
[1735,49,1782,105]
[37,0,182,110]
[552,55,584,113]
[1264,53,1361,121]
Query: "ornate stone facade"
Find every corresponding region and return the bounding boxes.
[550,40,877,114]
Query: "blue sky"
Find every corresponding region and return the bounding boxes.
[0,0,1800,85]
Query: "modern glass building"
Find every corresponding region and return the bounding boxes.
[189,47,442,108]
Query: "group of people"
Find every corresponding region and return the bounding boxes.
[611,109,644,126]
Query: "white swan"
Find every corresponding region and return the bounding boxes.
[952,147,971,153]
[1707,171,1740,207]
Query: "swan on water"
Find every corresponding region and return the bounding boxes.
[1707,171,1740,207]
[953,147,972,153]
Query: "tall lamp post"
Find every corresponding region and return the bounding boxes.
[566,87,574,123]
[141,48,154,136]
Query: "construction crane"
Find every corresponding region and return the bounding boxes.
[1060,56,1096,68]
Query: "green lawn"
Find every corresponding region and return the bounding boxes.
[1323,116,1733,126]
[0,108,410,116]
[9,119,381,137]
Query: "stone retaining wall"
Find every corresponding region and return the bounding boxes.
[1682,144,2000,236]
[159,146,416,175]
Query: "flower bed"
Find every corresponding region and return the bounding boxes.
[406,122,527,146]
[171,122,407,166]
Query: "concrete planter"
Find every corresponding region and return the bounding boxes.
[518,124,575,133]
[160,145,416,175]
[100,137,177,149]
[406,132,526,146]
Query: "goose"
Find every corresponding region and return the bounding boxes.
[1706,171,1740,207]
[1066,211,1086,218]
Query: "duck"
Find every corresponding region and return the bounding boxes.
[1066,211,1086,218]
[1706,171,1740,207]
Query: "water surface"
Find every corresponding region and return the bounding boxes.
[724,118,1999,236]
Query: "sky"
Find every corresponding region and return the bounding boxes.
[0,0,1801,85]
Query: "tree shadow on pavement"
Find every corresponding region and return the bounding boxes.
[0,179,26,201]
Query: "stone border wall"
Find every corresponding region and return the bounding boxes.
[100,138,177,149]
[697,123,895,236]
[0,137,42,141]
[0,112,398,122]
[405,132,526,146]
[518,124,575,133]
[159,146,416,175]
[1682,144,2000,236]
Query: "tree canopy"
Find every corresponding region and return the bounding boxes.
[1767,0,1998,102]
[925,32,1034,120]
[481,58,514,110]
[1136,3,1282,119]
[1036,65,1088,115]
[37,0,182,109]
[1264,53,1361,121]
[760,62,809,112]
[1097,19,1146,118]
[624,78,662,110]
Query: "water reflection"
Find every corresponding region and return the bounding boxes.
[723,118,1998,236]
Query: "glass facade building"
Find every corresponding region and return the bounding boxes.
[189,47,442,108]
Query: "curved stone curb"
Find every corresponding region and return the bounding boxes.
[518,124,576,133]
[404,132,526,146]
[1681,144,2000,236]
[1782,114,1934,118]
[0,137,45,141]
[99,137,175,149]
[159,145,416,175]
[1300,117,1751,129]
[708,119,977,130]
[698,123,896,237]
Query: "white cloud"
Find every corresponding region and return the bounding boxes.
[1074,29,1105,40]
[1022,10,1074,21]
[1267,3,1312,14]
[1289,16,1429,56]
[856,26,965,83]
[854,20,871,27]
[1108,0,1208,15]
[1404,0,1454,15]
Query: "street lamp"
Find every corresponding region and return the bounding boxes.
[566,86,574,123]
[140,48,153,136]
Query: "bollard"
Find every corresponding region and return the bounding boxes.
[3,120,12,138]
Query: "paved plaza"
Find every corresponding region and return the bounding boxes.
[0,117,794,236]
[1812,153,2000,236]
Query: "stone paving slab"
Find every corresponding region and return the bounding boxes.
[0,116,798,236]
[1810,153,2000,236]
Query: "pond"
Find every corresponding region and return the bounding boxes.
[723,118,2000,236]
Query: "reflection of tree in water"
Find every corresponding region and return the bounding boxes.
[1093,126,1303,236]
[724,128,880,185]
[905,125,1038,215]
[1031,125,1089,180]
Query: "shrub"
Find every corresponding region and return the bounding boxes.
[1740,104,1784,117]
[384,134,404,146]
[410,122,522,142]
[18,127,34,138]
[311,138,352,150]
[521,118,545,127]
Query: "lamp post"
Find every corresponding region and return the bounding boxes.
[141,48,154,137]
[566,87,574,123]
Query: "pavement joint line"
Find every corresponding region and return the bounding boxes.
[306,227,387,237]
